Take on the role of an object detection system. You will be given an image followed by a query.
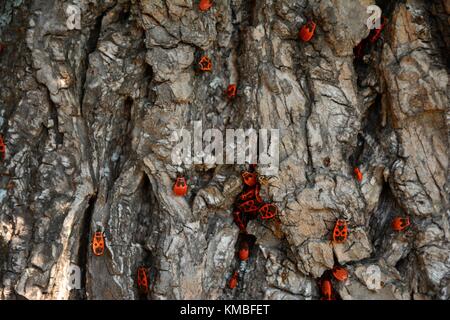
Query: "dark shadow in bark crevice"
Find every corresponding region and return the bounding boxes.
[369,182,403,249]
[73,191,98,300]
[134,172,158,300]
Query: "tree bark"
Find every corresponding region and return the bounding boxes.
[0,0,448,300]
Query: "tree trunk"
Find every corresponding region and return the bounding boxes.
[0,0,448,300]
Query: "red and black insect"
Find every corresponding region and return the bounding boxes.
[353,17,388,61]
[320,278,334,300]
[354,167,363,182]
[233,210,247,232]
[299,20,316,42]
[331,265,348,282]
[226,84,237,99]
[239,188,257,202]
[173,176,188,196]
[92,231,105,256]
[199,0,213,12]
[198,56,212,72]
[370,17,388,43]
[238,241,249,262]
[241,171,257,187]
[238,199,260,213]
[0,136,6,160]
[332,219,348,244]
[228,271,239,289]
[137,267,149,295]
[392,216,410,232]
[258,203,277,220]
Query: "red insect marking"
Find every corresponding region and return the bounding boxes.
[240,188,256,202]
[254,184,263,204]
[137,267,149,294]
[239,241,249,261]
[92,231,105,256]
[199,0,213,12]
[258,203,277,220]
[241,171,257,187]
[392,216,410,232]
[332,219,348,244]
[226,84,237,99]
[320,279,334,300]
[299,20,316,42]
[354,167,363,182]
[370,17,387,43]
[198,56,212,71]
[332,266,348,282]
[239,199,260,213]
[233,210,247,232]
[173,177,188,196]
[0,136,6,160]
[228,271,239,289]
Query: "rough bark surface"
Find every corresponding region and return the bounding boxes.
[0,0,449,300]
